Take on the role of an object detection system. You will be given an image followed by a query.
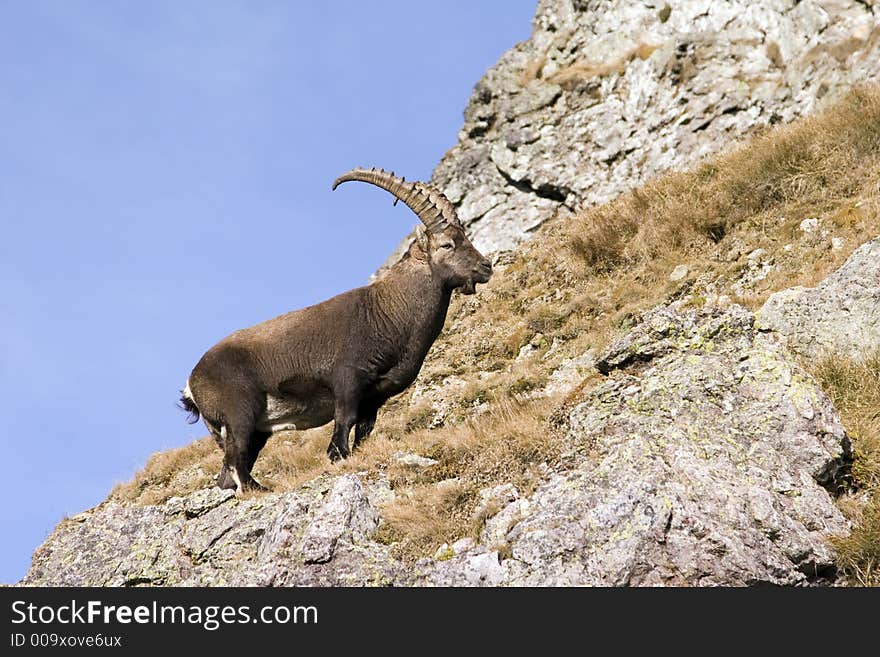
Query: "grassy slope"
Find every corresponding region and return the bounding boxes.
[113,86,880,581]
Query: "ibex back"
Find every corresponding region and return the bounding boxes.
[180,168,492,493]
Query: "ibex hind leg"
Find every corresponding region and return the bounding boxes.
[204,417,236,490]
[220,411,267,494]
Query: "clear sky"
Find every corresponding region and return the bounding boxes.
[0,1,536,584]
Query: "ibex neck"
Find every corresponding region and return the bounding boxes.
[372,259,450,339]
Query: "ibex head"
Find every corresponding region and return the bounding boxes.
[333,167,492,294]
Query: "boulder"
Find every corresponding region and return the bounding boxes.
[758,236,880,359]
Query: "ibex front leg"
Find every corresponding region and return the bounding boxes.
[353,398,382,451]
[327,373,362,461]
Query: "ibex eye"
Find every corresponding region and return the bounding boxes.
[441,243,454,249]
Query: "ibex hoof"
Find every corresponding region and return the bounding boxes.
[216,466,237,490]
[327,444,350,462]
[239,479,267,494]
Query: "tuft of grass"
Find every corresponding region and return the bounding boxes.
[810,350,880,585]
[833,493,880,586]
[811,351,880,489]
[546,41,660,88]
[111,437,221,506]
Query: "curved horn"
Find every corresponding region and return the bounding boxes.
[332,167,460,232]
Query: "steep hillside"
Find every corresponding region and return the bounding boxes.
[386,0,880,263]
[22,84,880,586]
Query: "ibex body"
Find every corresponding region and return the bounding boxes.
[180,169,492,493]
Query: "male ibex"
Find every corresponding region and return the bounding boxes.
[180,168,492,493]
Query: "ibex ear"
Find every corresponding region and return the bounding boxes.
[415,225,429,251]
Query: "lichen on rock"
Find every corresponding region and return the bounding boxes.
[509,303,851,586]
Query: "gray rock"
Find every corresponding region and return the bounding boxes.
[21,475,394,587]
[748,248,767,261]
[482,498,529,549]
[757,235,880,359]
[164,488,234,518]
[477,483,519,508]
[669,264,690,281]
[385,0,880,267]
[394,452,439,468]
[800,217,820,233]
[544,351,596,397]
[516,343,539,361]
[451,537,476,555]
[420,551,505,587]
[504,304,851,586]
[594,303,738,374]
[474,484,521,547]
[300,475,379,564]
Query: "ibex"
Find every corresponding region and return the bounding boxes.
[180,168,492,493]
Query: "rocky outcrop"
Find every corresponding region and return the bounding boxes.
[22,475,405,587]
[520,304,850,585]
[758,236,880,359]
[431,304,851,586]
[21,304,851,587]
[385,0,880,264]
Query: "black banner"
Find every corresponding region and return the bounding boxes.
[0,586,873,651]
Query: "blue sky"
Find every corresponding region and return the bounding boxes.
[0,1,536,583]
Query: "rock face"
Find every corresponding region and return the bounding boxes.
[21,305,851,587]
[385,0,880,264]
[757,236,880,359]
[22,475,404,587]
[514,304,850,586]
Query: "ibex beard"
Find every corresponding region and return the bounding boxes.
[179,168,492,494]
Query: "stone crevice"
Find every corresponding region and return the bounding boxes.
[492,161,572,206]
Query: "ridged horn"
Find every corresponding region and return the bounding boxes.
[332,167,460,232]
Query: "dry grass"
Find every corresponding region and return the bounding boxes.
[116,86,880,567]
[373,397,561,560]
[565,88,880,276]
[519,55,547,86]
[811,351,880,585]
[546,41,660,88]
[111,437,221,506]
[834,497,880,585]
[812,351,880,489]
